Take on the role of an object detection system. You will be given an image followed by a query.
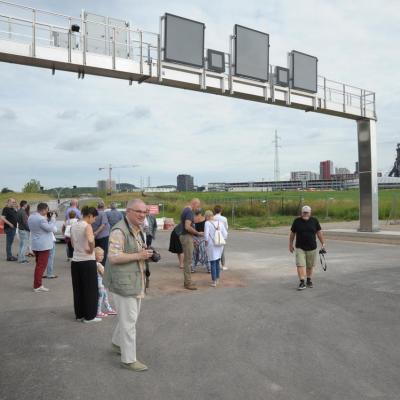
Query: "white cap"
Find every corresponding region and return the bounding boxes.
[302,205,311,213]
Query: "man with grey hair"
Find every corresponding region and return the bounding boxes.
[289,205,325,290]
[64,199,81,220]
[104,199,153,372]
[106,202,123,228]
[179,198,203,290]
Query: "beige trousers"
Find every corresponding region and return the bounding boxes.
[180,234,194,286]
[111,293,141,364]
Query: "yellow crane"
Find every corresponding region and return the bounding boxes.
[98,164,139,195]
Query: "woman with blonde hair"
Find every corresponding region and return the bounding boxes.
[204,210,228,287]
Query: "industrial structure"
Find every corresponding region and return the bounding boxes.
[177,174,194,192]
[389,143,400,177]
[0,1,378,231]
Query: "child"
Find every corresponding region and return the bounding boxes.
[95,247,117,318]
[63,210,78,261]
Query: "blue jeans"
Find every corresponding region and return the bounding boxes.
[45,244,56,277]
[210,259,221,282]
[5,227,16,259]
[18,230,30,262]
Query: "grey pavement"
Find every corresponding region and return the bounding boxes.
[0,231,399,400]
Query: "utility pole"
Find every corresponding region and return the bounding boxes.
[272,129,281,182]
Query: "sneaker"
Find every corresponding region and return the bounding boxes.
[297,281,306,291]
[7,257,17,261]
[47,275,58,279]
[33,286,50,293]
[112,343,121,354]
[306,280,313,288]
[19,260,29,264]
[184,284,197,291]
[222,266,228,271]
[210,281,217,288]
[82,317,102,323]
[107,309,117,315]
[97,312,108,318]
[121,361,148,372]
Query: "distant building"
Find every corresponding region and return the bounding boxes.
[290,171,319,182]
[320,160,334,180]
[177,174,194,192]
[335,167,351,175]
[208,180,303,192]
[143,185,177,193]
[116,182,140,192]
[97,179,116,192]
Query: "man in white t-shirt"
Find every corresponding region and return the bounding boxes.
[213,205,228,270]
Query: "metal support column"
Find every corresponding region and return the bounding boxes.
[357,119,379,232]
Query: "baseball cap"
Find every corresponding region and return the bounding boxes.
[302,205,311,213]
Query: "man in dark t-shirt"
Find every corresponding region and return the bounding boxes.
[179,198,202,290]
[289,205,325,290]
[1,198,18,261]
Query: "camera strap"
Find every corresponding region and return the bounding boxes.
[319,249,328,271]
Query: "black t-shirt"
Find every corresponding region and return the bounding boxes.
[181,207,194,234]
[1,207,18,230]
[291,217,321,251]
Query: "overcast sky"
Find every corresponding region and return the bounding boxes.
[0,0,399,191]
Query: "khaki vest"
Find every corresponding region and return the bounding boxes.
[103,219,144,297]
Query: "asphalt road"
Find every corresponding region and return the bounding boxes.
[0,231,399,400]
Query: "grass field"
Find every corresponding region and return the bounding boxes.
[2,190,400,228]
[107,189,400,228]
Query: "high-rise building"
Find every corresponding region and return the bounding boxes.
[290,171,319,182]
[97,179,116,192]
[320,160,334,180]
[177,174,194,192]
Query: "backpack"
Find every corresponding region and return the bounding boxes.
[213,221,226,246]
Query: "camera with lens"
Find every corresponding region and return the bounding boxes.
[149,247,161,263]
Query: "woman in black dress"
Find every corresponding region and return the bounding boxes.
[169,223,184,269]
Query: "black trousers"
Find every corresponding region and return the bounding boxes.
[71,260,98,320]
[95,236,109,265]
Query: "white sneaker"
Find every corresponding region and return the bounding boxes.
[222,266,228,271]
[33,286,50,292]
[82,317,102,323]
[210,281,217,287]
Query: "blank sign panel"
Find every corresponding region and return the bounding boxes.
[234,24,269,82]
[164,13,205,68]
[290,50,318,93]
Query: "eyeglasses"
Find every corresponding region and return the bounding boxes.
[127,208,146,215]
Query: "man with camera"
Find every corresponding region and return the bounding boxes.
[104,199,156,372]
[28,203,57,292]
[289,205,325,290]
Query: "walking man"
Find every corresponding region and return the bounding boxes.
[17,200,30,263]
[92,201,110,264]
[179,198,202,290]
[289,205,325,290]
[104,199,153,372]
[1,198,18,261]
[28,203,57,292]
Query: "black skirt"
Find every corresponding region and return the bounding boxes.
[169,229,183,254]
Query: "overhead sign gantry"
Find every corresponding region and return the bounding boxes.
[0,1,378,231]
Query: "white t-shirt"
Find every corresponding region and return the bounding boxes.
[214,213,228,231]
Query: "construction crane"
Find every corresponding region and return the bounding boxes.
[98,164,139,195]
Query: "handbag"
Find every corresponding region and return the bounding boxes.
[64,224,72,238]
[213,221,226,246]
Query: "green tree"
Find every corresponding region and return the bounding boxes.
[1,187,13,194]
[23,179,41,193]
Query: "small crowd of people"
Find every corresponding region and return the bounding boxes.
[168,199,229,289]
[2,196,325,372]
